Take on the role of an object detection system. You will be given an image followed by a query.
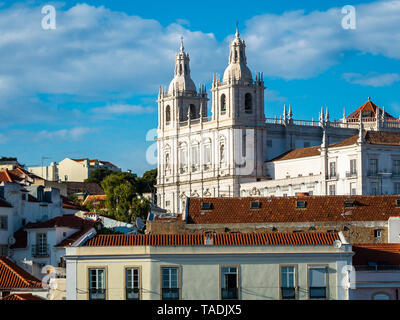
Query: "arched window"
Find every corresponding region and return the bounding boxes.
[245,93,252,113]
[221,94,226,114]
[220,144,225,164]
[189,104,196,119]
[372,293,390,300]
[165,105,171,124]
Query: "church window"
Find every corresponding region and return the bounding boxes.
[189,104,196,119]
[191,144,199,169]
[204,143,211,164]
[245,93,252,113]
[221,94,226,114]
[165,106,171,124]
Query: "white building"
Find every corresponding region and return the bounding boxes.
[65,232,353,300]
[156,27,400,213]
[29,158,120,182]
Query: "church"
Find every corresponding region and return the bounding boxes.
[156,26,400,214]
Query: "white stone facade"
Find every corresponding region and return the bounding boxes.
[156,28,400,213]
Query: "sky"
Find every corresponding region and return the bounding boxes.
[0,0,400,175]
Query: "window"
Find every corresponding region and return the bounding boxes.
[350,159,357,175]
[281,266,296,299]
[33,233,48,257]
[371,182,378,195]
[201,202,213,210]
[165,105,171,124]
[393,160,400,176]
[0,245,8,256]
[161,267,179,300]
[308,266,327,299]
[369,159,378,176]
[244,93,252,113]
[329,162,336,178]
[0,216,8,230]
[126,268,140,300]
[395,183,400,195]
[344,200,356,208]
[189,104,196,119]
[64,175,68,181]
[220,94,226,114]
[250,201,261,209]
[165,201,170,207]
[374,229,382,238]
[329,184,336,195]
[296,201,306,209]
[350,183,357,195]
[373,293,390,300]
[267,140,272,147]
[89,268,105,300]
[21,193,26,201]
[179,147,187,171]
[221,266,238,300]
[204,143,211,165]
[191,144,199,167]
[304,141,310,148]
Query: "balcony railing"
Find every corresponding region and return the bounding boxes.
[89,288,106,300]
[367,171,379,177]
[162,288,179,300]
[31,244,49,257]
[126,288,140,300]
[346,171,357,178]
[326,174,338,180]
[281,287,296,300]
[309,287,326,299]
[221,287,238,300]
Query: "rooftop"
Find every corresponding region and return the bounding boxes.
[185,196,400,225]
[83,232,341,247]
[0,256,42,289]
[1,293,45,300]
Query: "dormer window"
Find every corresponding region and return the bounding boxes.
[344,200,356,208]
[296,201,306,209]
[250,201,261,209]
[396,199,400,207]
[201,202,213,210]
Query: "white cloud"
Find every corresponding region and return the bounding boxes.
[91,104,154,115]
[34,127,94,142]
[343,72,400,87]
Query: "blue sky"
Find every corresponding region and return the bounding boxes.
[1,0,400,175]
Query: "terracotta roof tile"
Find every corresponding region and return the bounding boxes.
[0,257,42,289]
[269,145,321,161]
[83,232,340,247]
[346,100,397,120]
[185,196,400,225]
[1,293,45,300]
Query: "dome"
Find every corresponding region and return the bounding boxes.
[223,63,252,83]
[168,75,197,95]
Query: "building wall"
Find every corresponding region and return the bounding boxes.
[66,245,352,300]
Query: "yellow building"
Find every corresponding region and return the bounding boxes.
[65,232,353,300]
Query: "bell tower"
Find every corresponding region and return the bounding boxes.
[211,24,266,125]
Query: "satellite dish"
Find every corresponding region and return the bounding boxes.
[8,236,16,245]
[135,217,145,231]
[333,240,342,249]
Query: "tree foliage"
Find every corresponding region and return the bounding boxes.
[84,168,115,184]
[100,171,151,223]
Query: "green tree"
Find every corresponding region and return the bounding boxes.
[85,168,114,184]
[136,168,157,194]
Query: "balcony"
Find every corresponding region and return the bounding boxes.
[326,174,338,180]
[346,171,357,178]
[126,288,140,300]
[281,287,296,300]
[89,288,106,300]
[31,244,49,258]
[309,287,326,299]
[162,288,179,300]
[221,287,238,300]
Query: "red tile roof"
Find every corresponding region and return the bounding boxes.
[1,293,45,300]
[24,215,88,229]
[346,100,397,120]
[0,257,42,289]
[352,244,400,266]
[271,131,400,162]
[61,195,83,210]
[56,220,96,247]
[0,168,44,184]
[83,232,340,247]
[185,196,400,225]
